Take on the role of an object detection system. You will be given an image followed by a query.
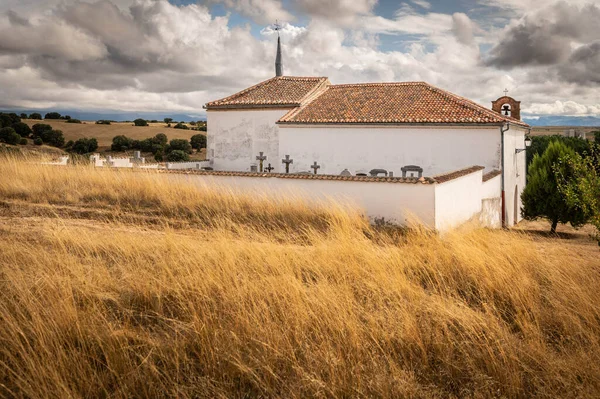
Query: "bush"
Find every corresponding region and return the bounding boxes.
[44,112,61,120]
[71,138,98,154]
[164,118,173,125]
[29,112,42,120]
[153,133,168,147]
[62,115,71,120]
[0,127,21,145]
[173,122,189,130]
[134,119,148,127]
[111,135,134,152]
[522,141,587,233]
[139,138,155,153]
[0,114,13,128]
[66,119,82,124]
[19,138,27,145]
[33,137,43,145]
[189,121,196,126]
[198,125,207,132]
[12,122,32,138]
[65,140,74,149]
[20,113,27,119]
[40,129,65,147]
[32,123,52,137]
[168,139,192,154]
[594,131,600,143]
[190,134,207,150]
[166,150,189,162]
[96,120,111,125]
[154,150,164,162]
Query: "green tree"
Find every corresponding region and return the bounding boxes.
[166,150,189,162]
[0,127,21,145]
[29,112,42,120]
[522,141,588,233]
[139,138,155,153]
[190,134,207,150]
[0,114,13,128]
[12,122,32,138]
[66,119,82,124]
[33,137,43,145]
[19,113,27,119]
[527,135,591,170]
[134,118,148,126]
[164,118,173,125]
[168,139,192,154]
[32,123,52,137]
[593,131,600,144]
[173,122,189,130]
[111,135,133,151]
[44,112,61,120]
[71,138,98,154]
[153,133,168,146]
[96,120,111,125]
[40,129,65,147]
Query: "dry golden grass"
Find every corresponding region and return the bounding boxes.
[22,119,200,149]
[1,156,599,398]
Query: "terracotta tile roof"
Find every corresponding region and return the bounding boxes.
[157,165,485,184]
[433,166,485,183]
[205,76,329,109]
[482,170,501,182]
[278,82,529,127]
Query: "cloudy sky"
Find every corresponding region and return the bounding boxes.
[0,0,599,121]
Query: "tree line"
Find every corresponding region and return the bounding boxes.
[111,133,206,162]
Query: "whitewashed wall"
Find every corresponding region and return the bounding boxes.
[502,125,527,226]
[481,174,501,199]
[207,109,291,173]
[167,173,437,228]
[166,161,211,170]
[434,169,484,231]
[278,125,501,176]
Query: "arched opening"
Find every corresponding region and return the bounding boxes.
[501,103,512,117]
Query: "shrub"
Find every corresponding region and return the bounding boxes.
[19,138,27,145]
[168,139,192,154]
[40,129,65,148]
[173,122,189,130]
[66,119,82,124]
[166,150,189,162]
[71,138,98,154]
[7,113,20,124]
[111,135,133,152]
[164,118,173,125]
[62,115,71,120]
[189,121,196,126]
[44,112,61,120]
[521,141,587,233]
[190,134,207,150]
[0,127,21,145]
[151,143,164,155]
[12,122,32,138]
[198,125,207,132]
[96,120,111,125]
[153,133,168,147]
[0,114,13,128]
[20,113,27,119]
[65,140,74,149]
[139,138,155,153]
[594,131,600,143]
[33,137,43,145]
[32,123,53,137]
[134,119,148,127]
[29,112,42,120]
[154,150,164,162]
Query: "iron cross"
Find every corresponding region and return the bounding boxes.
[265,163,274,172]
[504,88,509,96]
[281,155,293,173]
[256,152,267,172]
[311,161,320,174]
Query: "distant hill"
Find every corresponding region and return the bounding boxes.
[524,115,600,127]
[0,108,205,123]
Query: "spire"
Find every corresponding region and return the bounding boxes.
[274,21,283,76]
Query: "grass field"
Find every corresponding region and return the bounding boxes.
[1,155,599,398]
[22,119,202,150]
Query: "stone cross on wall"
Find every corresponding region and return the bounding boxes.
[256,152,267,172]
[281,155,293,173]
[311,161,320,174]
[265,163,274,172]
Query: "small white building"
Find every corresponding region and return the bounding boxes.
[204,75,529,228]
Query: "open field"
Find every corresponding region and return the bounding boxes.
[531,125,600,138]
[22,119,201,149]
[1,156,599,398]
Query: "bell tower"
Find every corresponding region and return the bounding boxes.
[274,21,283,77]
[492,89,521,120]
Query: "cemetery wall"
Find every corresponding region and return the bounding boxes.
[502,125,528,226]
[207,109,290,173]
[278,125,502,176]
[434,168,484,231]
[166,161,211,170]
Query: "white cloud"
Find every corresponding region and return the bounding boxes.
[206,0,293,24]
[524,101,600,116]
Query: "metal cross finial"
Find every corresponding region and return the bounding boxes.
[311,161,320,174]
[274,20,281,37]
[265,163,274,173]
[256,151,267,172]
[504,88,509,96]
[281,154,293,174]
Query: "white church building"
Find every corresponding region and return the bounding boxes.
[197,37,530,230]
